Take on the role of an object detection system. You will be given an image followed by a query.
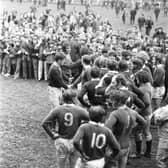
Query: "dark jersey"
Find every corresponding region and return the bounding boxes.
[43,104,89,139]
[78,80,106,107]
[73,122,120,160]
[105,106,138,149]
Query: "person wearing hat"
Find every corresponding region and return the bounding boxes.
[47,52,68,108]
[42,89,89,168]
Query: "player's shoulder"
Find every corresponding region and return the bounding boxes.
[109,109,119,118]
[73,105,88,114]
[78,122,90,131]
[50,105,63,113]
[102,124,112,133]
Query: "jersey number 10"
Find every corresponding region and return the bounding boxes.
[91,133,106,149]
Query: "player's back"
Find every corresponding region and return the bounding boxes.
[106,106,137,149]
[80,122,113,161]
[56,104,88,139]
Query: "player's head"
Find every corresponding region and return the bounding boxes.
[118,60,129,72]
[54,52,65,65]
[108,90,129,108]
[111,74,127,88]
[136,70,150,85]
[89,106,106,122]
[90,66,100,79]
[61,89,77,104]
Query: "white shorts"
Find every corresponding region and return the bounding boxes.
[75,158,105,168]
[48,86,62,108]
[153,86,165,99]
[55,138,78,168]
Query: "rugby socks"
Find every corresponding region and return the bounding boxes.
[135,141,142,158]
[144,140,152,158]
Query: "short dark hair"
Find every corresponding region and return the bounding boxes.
[115,74,127,86]
[90,66,100,78]
[82,55,91,65]
[109,90,128,106]
[132,58,143,68]
[62,89,77,103]
[89,106,105,122]
[156,56,163,64]
[136,71,150,84]
[107,60,118,71]
[118,60,128,72]
[55,53,65,62]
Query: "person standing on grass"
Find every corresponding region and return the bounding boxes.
[164,5,168,16]
[47,53,68,108]
[163,55,168,100]
[122,9,126,24]
[42,89,89,168]
[137,14,146,32]
[73,106,121,168]
[154,5,160,22]
[153,105,168,168]
[145,16,154,36]
[130,8,137,25]
[152,56,165,111]
[104,90,146,168]
[133,71,153,158]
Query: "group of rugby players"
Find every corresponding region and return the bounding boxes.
[1,3,168,168]
[41,32,168,168]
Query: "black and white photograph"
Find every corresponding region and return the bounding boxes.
[0,0,168,168]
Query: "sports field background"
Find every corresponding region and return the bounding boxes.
[0,1,167,168]
[0,0,168,32]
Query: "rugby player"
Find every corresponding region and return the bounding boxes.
[73,106,121,168]
[42,89,89,168]
[104,90,146,168]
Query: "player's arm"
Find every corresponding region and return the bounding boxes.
[132,92,145,109]
[105,113,117,131]
[73,125,89,160]
[80,109,90,123]
[78,83,91,107]
[73,125,84,155]
[108,129,121,159]
[105,115,120,158]
[41,109,59,140]
[136,112,147,127]
[141,92,150,110]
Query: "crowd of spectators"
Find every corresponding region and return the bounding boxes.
[1,2,168,168]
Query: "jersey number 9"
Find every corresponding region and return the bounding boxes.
[64,113,73,126]
[91,133,106,149]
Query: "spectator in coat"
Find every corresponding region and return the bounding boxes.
[138,14,146,31]
[145,16,154,36]
[47,53,68,108]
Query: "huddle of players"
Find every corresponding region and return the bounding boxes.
[42,77,148,168]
